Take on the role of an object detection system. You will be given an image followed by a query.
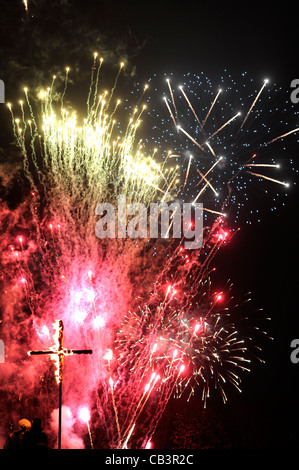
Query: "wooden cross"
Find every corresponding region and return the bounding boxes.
[28,319,92,449]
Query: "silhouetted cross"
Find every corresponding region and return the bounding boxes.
[28,319,92,449]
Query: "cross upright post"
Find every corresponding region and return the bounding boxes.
[28,319,92,449]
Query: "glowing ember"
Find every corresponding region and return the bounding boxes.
[79,407,91,423]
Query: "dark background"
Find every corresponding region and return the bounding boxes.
[0,0,299,449]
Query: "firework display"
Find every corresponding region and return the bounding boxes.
[0,57,297,449]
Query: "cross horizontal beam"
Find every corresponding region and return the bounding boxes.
[28,349,93,356]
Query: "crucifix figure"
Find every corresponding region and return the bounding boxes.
[28,319,92,449]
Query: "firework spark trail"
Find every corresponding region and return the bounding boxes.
[244,163,280,168]
[246,171,289,187]
[176,125,205,151]
[79,407,94,448]
[87,53,104,119]
[193,156,223,202]
[183,154,192,189]
[120,373,160,448]
[205,140,216,157]
[166,78,178,118]
[196,169,218,196]
[61,67,70,114]
[163,97,177,128]
[202,88,222,127]
[266,127,299,145]
[209,112,241,140]
[109,377,121,446]
[179,86,203,130]
[239,78,268,131]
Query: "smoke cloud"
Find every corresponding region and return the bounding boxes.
[50,406,84,449]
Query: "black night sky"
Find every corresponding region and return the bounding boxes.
[0,0,299,455]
